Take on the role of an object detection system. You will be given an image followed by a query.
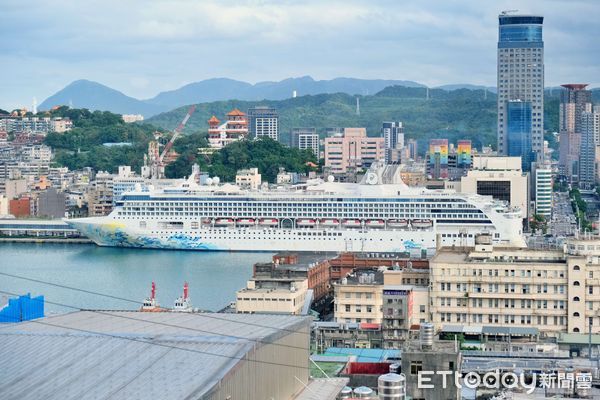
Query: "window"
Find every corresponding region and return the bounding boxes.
[574,281,580,286]
[573,265,580,271]
[574,296,580,302]
[573,312,580,317]
[410,361,423,375]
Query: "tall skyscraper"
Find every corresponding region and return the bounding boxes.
[247,106,279,141]
[497,13,544,171]
[506,100,535,171]
[291,127,319,157]
[381,121,404,163]
[428,139,449,179]
[558,84,593,180]
[579,107,600,189]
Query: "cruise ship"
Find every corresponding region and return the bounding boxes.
[67,163,525,255]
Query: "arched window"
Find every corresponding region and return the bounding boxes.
[573,265,580,271]
[574,328,580,333]
[573,312,580,317]
[574,281,580,286]
[573,296,580,302]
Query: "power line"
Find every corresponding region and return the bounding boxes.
[0,290,310,371]
[0,270,309,337]
[0,287,310,352]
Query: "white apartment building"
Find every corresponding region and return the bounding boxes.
[460,155,529,219]
[235,168,262,190]
[534,166,552,217]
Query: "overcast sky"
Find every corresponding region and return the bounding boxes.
[1,0,599,110]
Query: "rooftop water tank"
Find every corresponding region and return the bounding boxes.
[378,373,406,399]
[339,386,353,399]
[353,386,374,398]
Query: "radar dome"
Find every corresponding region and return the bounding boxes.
[212,177,220,185]
[205,178,213,186]
[327,175,335,183]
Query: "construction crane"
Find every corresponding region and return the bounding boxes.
[159,104,196,164]
[145,104,196,179]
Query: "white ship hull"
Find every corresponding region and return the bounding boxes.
[67,217,518,255]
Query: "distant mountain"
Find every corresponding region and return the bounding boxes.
[39,80,163,117]
[40,77,425,117]
[435,83,497,93]
[144,76,425,110]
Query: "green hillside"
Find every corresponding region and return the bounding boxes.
[147,85,565,153]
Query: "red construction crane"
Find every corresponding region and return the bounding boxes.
[159,104,196,164]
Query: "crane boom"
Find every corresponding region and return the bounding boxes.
[159,104,196,163]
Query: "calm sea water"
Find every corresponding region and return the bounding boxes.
[0,243,273,314]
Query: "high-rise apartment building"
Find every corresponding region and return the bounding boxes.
[559,84,593,180]
[291,127,319,157]
[579,107,600,189]
[497,14,544,170]
[427,139,449,179]
[323,128,385,175]
[247,106,278,141]
[381,121,404,163]
[534,166,552,217]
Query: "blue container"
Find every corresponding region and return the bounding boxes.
[0,293,44,323]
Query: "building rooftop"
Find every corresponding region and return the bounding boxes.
[0,311,310,400]
[294,378,349,400]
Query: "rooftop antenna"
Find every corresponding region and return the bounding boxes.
[501,9,519,15]
[426,87,430,100]
[355,97,360,116]
[484,88,487,100]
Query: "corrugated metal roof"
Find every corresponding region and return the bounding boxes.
[0,311,310,400]
[294,378,349,400]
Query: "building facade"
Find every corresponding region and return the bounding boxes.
[334,272,384,324]
[235,168,261,190]
[247,106,278,141]
[324,128,385,175]
[291,127,319,157]
[534,166,552,217]
[579,108,600,189]
[460,155,529,219]
[430,237,600,337]
[559,84,593,180]
[497,14,544,166]
[207,109,249,149]
[381,121,404,164]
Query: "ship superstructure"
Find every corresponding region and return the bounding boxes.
[67,163,525,255]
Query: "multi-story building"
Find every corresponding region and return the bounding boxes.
[324,128,385,175]
[381,121,404,164]
[460,155,529,219]
[534,166,552,217]
[291,127,319,157]
[207,109,248,149]
[559,84,593,180]
[398,163,427,187]
[235,168,261,189]
[497,14,544,169]
[406,139,418,161]
[334,271,384,324]
[0,116,72,133]
[430,235,600,336]
[235,274,309,315]
[579,107,600,189]
[427,139,449,179]
[121,114,144,123]
[247,106,278,141]
[86,172,114,216]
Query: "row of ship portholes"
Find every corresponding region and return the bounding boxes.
[197,217,434,229]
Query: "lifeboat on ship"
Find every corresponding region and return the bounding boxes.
[296,218,316,227]
[236,218,255,226]
[387,219,409,229]
[319,218,339,227]
[259,218,278,227]
[365,219,385,228]
[201,218,212,226]
[214,218,235,227]
[342,219,362,228]
[412,219,433,229]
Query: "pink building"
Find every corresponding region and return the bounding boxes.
[324,128,385,174]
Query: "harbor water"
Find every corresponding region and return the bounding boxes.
[0,243,273,314]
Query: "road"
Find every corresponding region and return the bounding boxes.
[550,191,578,238]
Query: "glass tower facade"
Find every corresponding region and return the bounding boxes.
[497,14,544,162]
[506,100,534,171]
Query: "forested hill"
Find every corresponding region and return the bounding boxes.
[147,85,573,152]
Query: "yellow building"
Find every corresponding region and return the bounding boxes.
[334,272,383,324]
[236,278,308,315]
[235,168,262,190]
[430,236,600,336]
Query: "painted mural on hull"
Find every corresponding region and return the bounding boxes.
[72,222,221,250]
